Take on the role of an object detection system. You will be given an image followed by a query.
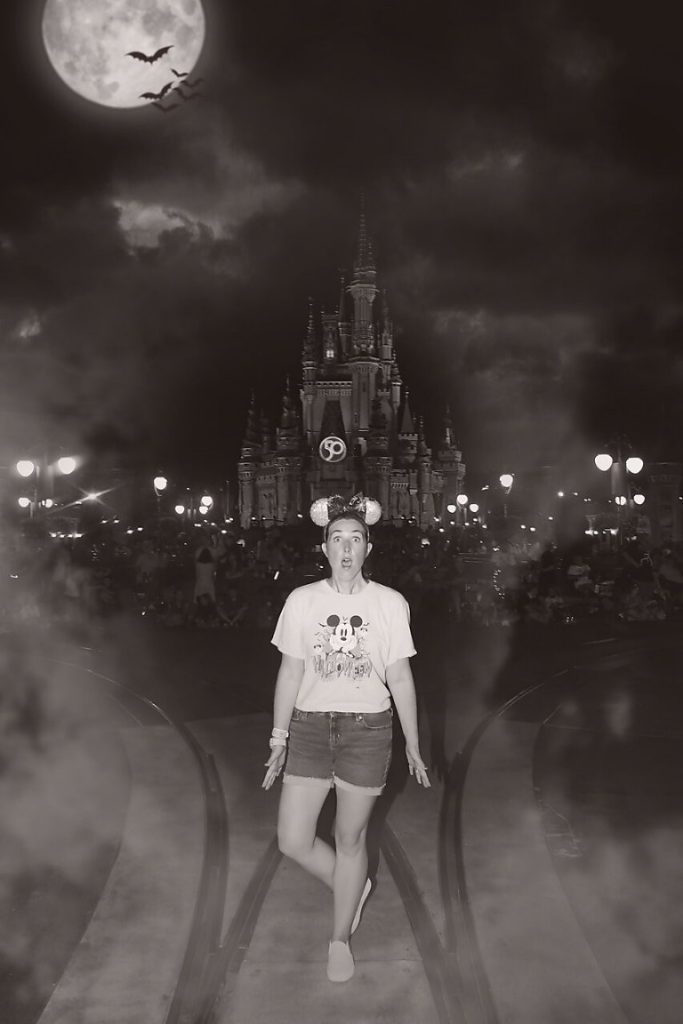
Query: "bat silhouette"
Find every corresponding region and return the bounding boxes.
[171,68,188,77]
[140,82,173,101]
[126,44,173,64]
[184,76,204,88]
[173,84,203,100]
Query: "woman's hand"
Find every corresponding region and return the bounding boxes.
[261,744,287,790]
[406,744,431,787]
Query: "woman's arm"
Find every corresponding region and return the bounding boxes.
[386,658,430,787]
[262,653,304,790]
[273,652,305,732]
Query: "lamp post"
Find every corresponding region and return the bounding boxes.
[499,473,514,520]
[594,439,644,545]
[153,475,168,519]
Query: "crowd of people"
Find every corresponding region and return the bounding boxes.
[2,518,683,634]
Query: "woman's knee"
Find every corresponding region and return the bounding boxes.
[278,823,313,861]
[334,825,367,857]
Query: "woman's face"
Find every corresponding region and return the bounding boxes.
[322,517,372,579]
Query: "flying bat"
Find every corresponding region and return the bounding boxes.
[173,83,202,100]
[126,45,173,64]
[140,82,173,101]
[171,68,188,77]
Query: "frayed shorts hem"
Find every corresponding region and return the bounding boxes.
[282,773,385,796]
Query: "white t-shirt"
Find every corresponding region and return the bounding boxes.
[271,579,417,713]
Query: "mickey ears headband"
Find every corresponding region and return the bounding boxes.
[310,493,382,528]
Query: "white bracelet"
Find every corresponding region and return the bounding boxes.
[269,737,287,749]
[271,728,289,739]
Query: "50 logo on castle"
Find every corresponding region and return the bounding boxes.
[319,436,347,463]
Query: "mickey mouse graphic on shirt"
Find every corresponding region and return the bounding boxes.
[312,613,373,681]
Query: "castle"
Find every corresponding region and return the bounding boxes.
[237,209,466,529]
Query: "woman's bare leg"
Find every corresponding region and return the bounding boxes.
[277,782,335,887]
[331,787,378,942]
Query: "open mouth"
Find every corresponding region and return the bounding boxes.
[341,558,352,569]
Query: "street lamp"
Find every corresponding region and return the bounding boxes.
[57,456,77,475]
[595,440,645,543]
[153,475,168,519]
[16,460,36,478]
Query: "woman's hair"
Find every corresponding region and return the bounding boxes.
[323,509,370,542]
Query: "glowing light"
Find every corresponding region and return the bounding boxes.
[633,493,646,505]
[469,503,479,513]
[499,473,514,489]
[595,453,613,472]
[175,504,186,515]
[43,498,55,509]
[85,492,99,501]
[446,503,457,513]
[17,496,31,508]
[626,456,643,474]
[614,495,627,506]
[154,475,168,492]
[557,491,564,498]
[456,494,469,506]
[199,505,209,515]
[201,494,213,507]
[57,456,77,475]
[16,460,35,477]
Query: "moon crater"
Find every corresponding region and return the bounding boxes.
[42,0,205,109]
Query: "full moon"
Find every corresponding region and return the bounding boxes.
[42,0,205,109]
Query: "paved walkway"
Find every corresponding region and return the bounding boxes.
[37,700,633,1024]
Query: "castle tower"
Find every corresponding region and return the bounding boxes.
[437,405,465,510]
[237,205,466,529]
[348,201,380,438]
[237,393,261,528]
[348,198,378,357]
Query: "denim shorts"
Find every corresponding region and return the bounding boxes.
[283,707,393,795]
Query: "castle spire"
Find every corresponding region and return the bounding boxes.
[338,272,347,320]
[357,193,368,267]
[399,389,416,434]
[349,196,378,355]
[240,392,261,459]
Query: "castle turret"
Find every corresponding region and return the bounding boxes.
[276,377,302,453]
[437,405,466,509]
[302,298,317,383]
[396,389,418,464]
[348,198,378,357]
[238,393,261,527]
[338,273,351,360]
[322,306,339,366]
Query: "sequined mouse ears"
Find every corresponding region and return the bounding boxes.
[310,493,382,528]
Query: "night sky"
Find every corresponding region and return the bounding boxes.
[1,0,682,491]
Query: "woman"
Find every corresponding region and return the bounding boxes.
[262,494,430,983]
